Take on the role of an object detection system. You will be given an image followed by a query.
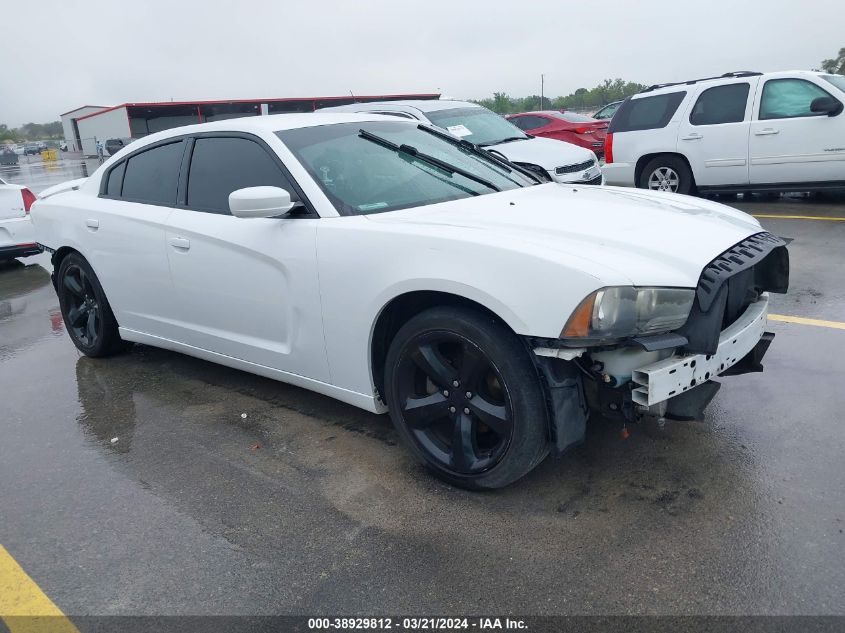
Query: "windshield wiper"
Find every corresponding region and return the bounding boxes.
[416,125,543,186]
[358,129,500,193]
[478,136,529,147]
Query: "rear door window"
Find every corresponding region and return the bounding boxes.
[186,136,297,214]
[689,83,750,125]
[760,78,836,120]
[510,115,549,131]
[105,161,125,197]
[608,92,687,133]
[121,141,184,206]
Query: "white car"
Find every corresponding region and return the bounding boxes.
[603,70,845,195]
[0,177,40,261]
[319,100,604,185]
[32,113,789,489]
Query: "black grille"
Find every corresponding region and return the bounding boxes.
[580,174,603,186]
[697,232,787,311]
[555,159,595,175]
[677,232,789,355]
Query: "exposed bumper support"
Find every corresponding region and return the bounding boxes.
[533,356,589,454]
[631,295,770,407]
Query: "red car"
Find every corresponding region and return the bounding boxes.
[506,111,608,156]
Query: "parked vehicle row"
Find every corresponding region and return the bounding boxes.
[319,100,604,185]
[31,112,788,489]
[601,70,845,195]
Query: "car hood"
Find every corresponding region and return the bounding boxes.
[488,136,594,170]
[365,184,764,288]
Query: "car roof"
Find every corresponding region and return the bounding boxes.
[121,112,417,150]
[633,70,826,98]
[319,99,483,115]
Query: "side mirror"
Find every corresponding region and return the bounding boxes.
[228,186,300,219]
[810,96,843,116]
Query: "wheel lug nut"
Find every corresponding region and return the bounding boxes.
[465,391,472,398]
[463,407,470,414]
[449,406,456,413]
[452,380,459,387]
[443,390,449,397]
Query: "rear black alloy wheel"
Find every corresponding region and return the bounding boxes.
[61,264,101,348]
[395,332,514,475]
[385,307,549,489]
[57,253,124,357]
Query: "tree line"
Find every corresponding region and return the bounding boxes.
[820,47,845,75]
[0,121,64,143]
[471,78,647,115]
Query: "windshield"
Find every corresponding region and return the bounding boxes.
[821,74,845,94]
[424,107,528,146]
[277,121,533,216]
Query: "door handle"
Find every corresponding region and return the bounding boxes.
[755,128,780,136]
[681,133,703,140]
[85,219,99,230]
[168,237,190,250]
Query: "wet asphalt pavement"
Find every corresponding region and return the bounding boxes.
[1,158,844,617]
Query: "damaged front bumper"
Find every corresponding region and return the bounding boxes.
[631,294,771,407]
[531,294,775,453]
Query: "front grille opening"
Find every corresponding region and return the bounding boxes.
[555,159,595,175]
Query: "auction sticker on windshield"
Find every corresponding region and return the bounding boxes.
[446,124,472,137]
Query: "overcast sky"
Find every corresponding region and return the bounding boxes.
[2,0,842,126]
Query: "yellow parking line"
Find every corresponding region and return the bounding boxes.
[752,214,845,221]
[0,544,79,633]
[769,314,845,330]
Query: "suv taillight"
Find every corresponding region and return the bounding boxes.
[21,188,36,214]
[605,133,614,164]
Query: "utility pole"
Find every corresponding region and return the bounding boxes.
[540,74,545,110]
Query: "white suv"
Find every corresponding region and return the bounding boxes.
[602,70,845,195]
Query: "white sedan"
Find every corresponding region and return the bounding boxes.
[32,113,789,489]
[0,177,40,261]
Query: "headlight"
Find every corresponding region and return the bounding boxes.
[561,286,695,341]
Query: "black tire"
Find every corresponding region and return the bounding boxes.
[57,252,125,357]
[384,306,549,490]
[639,155,695,195]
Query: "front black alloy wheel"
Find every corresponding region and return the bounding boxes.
[396,332,514,475]
[385,306,549,489]
[57,253,124,357]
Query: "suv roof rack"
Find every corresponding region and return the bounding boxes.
[640,71,762,93]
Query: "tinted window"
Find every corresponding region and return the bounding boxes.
[760,79,834,120]
[608,92,687,133]
[121,141,184,205]
[511,115,552,131]
[105,161,125,197]
[689,83,750,125]
[187,136,294,214]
